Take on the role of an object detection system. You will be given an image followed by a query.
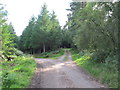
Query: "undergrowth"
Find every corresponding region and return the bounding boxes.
[71,49,118,88]
[34,48,64,59]
[1,56,36,88]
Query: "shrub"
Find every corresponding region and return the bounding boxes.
[14,49,24,56]
[2,56,36,88]
[90,51,109,63]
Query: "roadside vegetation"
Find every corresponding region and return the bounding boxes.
[34,48,64,59]
[1,1,119,89]
[2,56,36,88]
[71,49,118,88]
[67,2,119,88]
[0,4,36,88]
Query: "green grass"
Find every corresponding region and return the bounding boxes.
[71,49,118,88]
[1,56,36,88]
[63,49,69,61]
[34,48,64,59]
[64,54,68,61]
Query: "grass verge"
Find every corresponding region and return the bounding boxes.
[71,49,118,88]
[63,49,69,61]
[34,48,64,59]
[1,56,36,88]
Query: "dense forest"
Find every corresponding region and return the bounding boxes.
[18,2,119,63]
[0,1,119,88]
[18,4,72,54]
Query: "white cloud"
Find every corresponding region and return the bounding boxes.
[1,0,72,36]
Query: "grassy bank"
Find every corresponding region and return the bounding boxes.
[1,56,36,88]
[71,49,118,88]
[34,48,64,59]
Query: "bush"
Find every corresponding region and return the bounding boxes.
[34,48,64,59]
[71,49,118,88]
[91,51,109,63]
[14,49,24,56]
[105,55,118,71]
[2,56,36,88]
[2,72,16,88]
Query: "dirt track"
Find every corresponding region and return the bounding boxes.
[29,50,105,88]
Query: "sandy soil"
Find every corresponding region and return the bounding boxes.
[29,50,105,88]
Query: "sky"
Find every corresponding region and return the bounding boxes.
[1,0,72,36]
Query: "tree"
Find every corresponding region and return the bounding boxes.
[31,4,50,53]
[47,11,62,50]
[19,4,63,53]
[67,2,119,63]
[0,5,16,61]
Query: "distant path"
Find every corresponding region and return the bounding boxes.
[29,49,105,88]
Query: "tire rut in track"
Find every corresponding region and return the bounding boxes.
[29,50,106,88]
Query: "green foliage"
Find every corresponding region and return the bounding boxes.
[1,2,119,88]
[0,5,18,61]
[68,2,118,88]
[19,4,63,54]
[67,2,118,63]
[0,6,36,88]
[60,30,73,48]
[34,48,64,59]
[14,48,24,56]
[71,49,118,88]
[2,56,36,88]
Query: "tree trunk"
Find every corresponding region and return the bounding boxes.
[32,49,34,54]
[43,44,46,53]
